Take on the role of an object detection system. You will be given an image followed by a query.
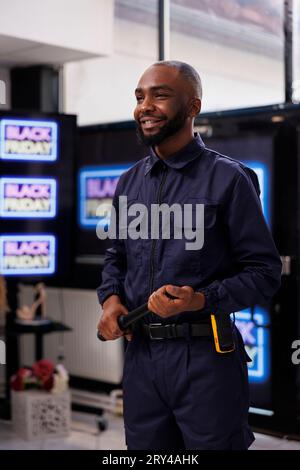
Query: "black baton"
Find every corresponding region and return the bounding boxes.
[97,302,150,341]
[97,292,178,341]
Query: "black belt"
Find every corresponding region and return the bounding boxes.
[142,322,212,340]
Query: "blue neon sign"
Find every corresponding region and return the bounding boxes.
[234,307,270,383]
[0,177,57,218]
[245,161,269,224]
[79,165,132,228]
[0,119,58,161]
[0,235,56,275]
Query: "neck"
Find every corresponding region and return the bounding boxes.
[154,126,194,159]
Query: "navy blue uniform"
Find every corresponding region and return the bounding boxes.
[97,134,281,449]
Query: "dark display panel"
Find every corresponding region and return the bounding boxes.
[197,104,300,424]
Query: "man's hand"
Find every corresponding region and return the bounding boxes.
[97,295,132,341]
[147,285,205,319]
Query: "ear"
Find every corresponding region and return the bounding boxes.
[189,98,201,117]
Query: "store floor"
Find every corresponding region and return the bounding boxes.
[0,412,300,450]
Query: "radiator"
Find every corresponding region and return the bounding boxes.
[18,285,124,384]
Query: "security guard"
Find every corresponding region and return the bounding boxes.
[97,61,282,450]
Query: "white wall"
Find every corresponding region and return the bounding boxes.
[171,32,284,113]
[0,67,10,110]
[64,17,158,125]
[0,0,113,57]
[64,53,154,125]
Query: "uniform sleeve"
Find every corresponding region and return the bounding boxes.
[199,170,282,315]
[96,181,127,306]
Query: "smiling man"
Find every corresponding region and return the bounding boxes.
[97,61,282,450]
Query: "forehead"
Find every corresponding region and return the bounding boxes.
[136,65,186,91]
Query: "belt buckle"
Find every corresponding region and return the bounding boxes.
[148,323,164,340]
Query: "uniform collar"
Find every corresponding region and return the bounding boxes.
[144,133,205,176]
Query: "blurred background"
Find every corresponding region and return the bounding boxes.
[0,0,300,450]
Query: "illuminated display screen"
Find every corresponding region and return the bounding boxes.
[234,307,270,383]
[0,235,56,275]
[79,165,131,228]
[245,161,269,224]
[0,177,57,218]
[0,119,58,161]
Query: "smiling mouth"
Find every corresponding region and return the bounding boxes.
[140,118,165,130]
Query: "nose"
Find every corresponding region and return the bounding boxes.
[139,96,155,114]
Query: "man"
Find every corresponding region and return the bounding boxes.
[97,61,282,450]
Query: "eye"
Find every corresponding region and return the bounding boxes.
[135,96,143,103]
[156,94,168,99]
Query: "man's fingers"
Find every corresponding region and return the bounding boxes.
[120,307,129,316]
[165,285,194,301]
[149,292,177,316]
[146,285,196,319]
[98,321,123,340]
[165,285,182,298]
[124,332,133,341]
[148,295,159,313]
[99,329,123,341]
[148,292,166,314]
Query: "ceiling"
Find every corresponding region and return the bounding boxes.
[0,33,100,67]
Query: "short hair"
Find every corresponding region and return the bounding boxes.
[152,60,202,100]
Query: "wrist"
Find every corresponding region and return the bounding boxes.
[189,292,205,311]
[103,294,122,308]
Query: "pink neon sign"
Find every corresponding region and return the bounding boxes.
[5,183,50,199]
[4,241,50,256]
[6,126,51,142]
[86,178,118,198]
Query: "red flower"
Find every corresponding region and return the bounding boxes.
[11,374,25,391]
[32,360,55,382]
[17,368,32,379]
[10,360,62,393]
[42,375,54,391]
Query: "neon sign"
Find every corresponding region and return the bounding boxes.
[79,166,131,228]
[0,178,57,218]
[234,307,270,383]
[245,162,269,224]
[0,235,56,275]
[0,119,58,161]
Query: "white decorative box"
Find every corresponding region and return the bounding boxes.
[12,390,71,440]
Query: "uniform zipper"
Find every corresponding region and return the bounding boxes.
[149,163,168,317]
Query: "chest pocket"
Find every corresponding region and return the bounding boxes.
[164,200,218,272]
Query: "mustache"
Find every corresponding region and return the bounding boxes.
[138,114,167,121]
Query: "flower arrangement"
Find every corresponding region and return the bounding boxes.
[11,359,69,394]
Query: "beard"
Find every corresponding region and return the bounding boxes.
[136,106,188,147]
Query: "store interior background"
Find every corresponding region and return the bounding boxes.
[1,0,300,450]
